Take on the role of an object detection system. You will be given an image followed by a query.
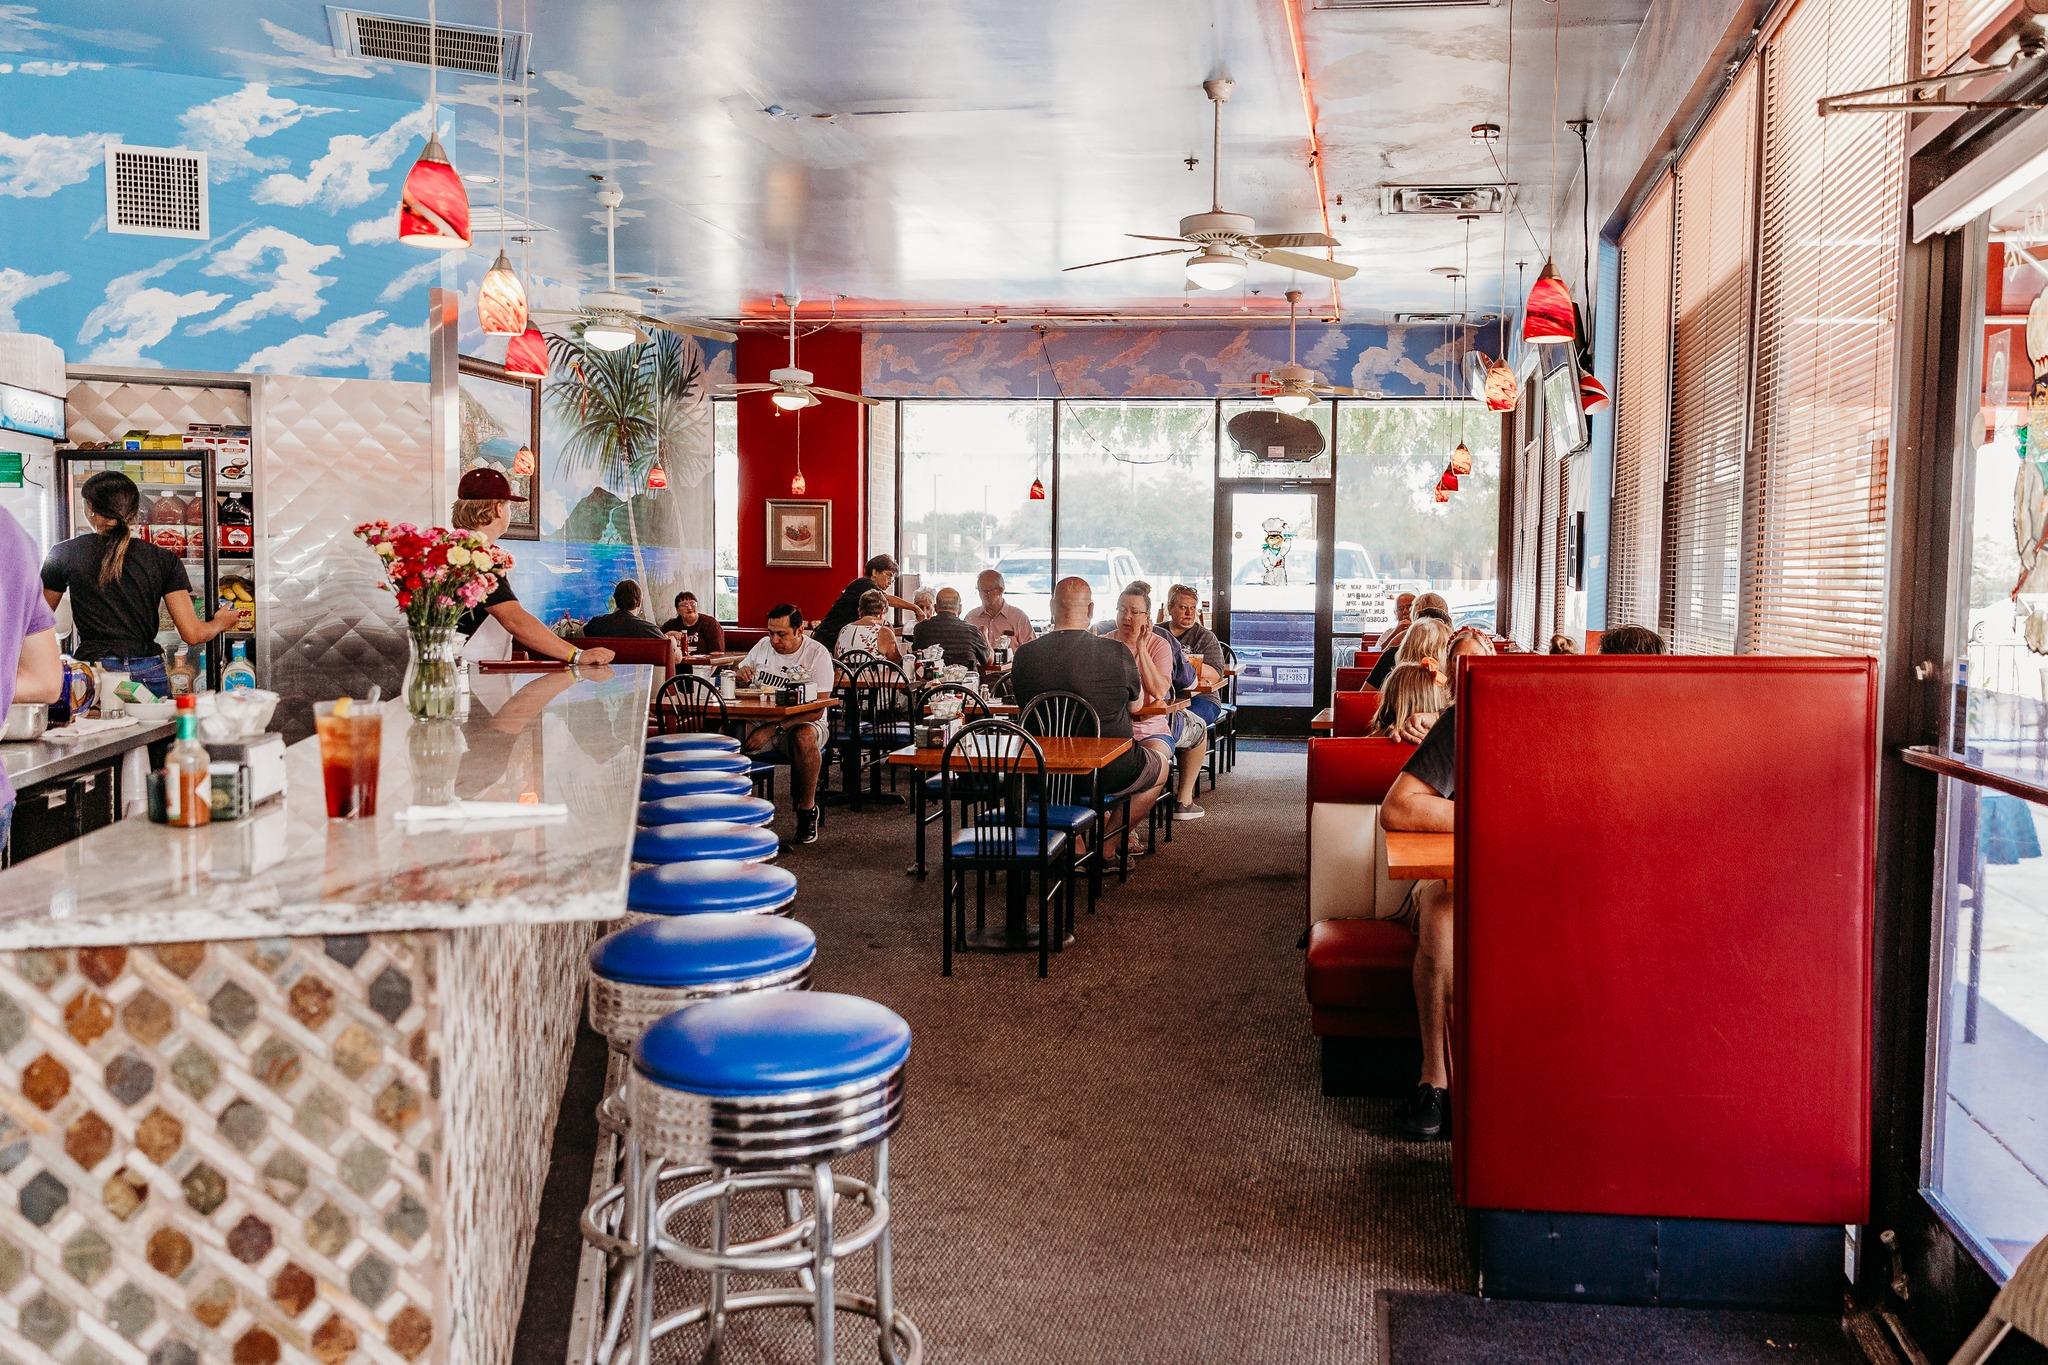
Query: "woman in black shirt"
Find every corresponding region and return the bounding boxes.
[41,471,239,695]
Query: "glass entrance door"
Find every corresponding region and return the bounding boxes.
[1215,484,1333,718]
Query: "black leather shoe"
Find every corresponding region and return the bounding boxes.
[794,808,820,845]
[1396,1083,1450,1140]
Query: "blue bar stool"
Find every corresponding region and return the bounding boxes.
[628,992,921,1365]
[646,732,743,754]
[645,750,753,776]
[641,770,754,802]
[633,821,779,867]
[583,914,817,1365]
[628,859,798,920]
[639,794,776,828]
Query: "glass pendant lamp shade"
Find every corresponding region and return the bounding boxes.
[1523,259,1575,345]
[478,249,527,335]
[1185,248,1247,291]
[790,469,807,496]
[1437,469,1460,493]
[1579,370,1610,416]
[1482,355,1518,411]
[1029,477,1046,501]
[504,326,548,377]
[581,319,639,351]
[1449,441,1473,476]
[1433,486,1452,504]
[1271,390,1312,415]
[647,464,669,490]
[397,136,471,249]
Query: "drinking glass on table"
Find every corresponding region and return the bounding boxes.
[314,700,382,818]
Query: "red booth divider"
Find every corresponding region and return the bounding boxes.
[1453,657,1874,1245]
[1331,688,1380,737]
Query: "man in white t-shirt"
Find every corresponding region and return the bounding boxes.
[736,602,835,844]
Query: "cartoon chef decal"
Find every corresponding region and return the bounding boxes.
[1260,516,1295,586]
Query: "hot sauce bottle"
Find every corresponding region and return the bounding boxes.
[163,694,212,828]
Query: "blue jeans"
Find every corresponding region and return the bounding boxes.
[0,799,12,862]
[98,654,170,697]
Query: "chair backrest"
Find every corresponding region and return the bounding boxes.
[1216,641,1240,704]
[1332,688,1382,737]
[652,673,729,735]
[1020,689,1101,806]
[1453,655,1877,1226]
[724,625,767,651]
[918,683,992,721]
[1335,665,1375,692]
[1306,736,1414,806]
[851,657,913,734]
[1355,648,1384,675]
[1306,736,1418,929]
[940,718,1049,859]
[580,635,676,677]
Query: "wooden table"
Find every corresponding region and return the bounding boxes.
[1384,830,1455,880]
[1311,706,1334,734]
[721,696,839,723]
[677,652,745,668]
[884,736,1130,774]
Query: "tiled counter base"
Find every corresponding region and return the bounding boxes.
[0,918,597,1365]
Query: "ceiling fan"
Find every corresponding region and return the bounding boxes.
[718,297,879,410]
[529,185,736,350]
[1064,78,1359,292]
[1220,289,1360,412]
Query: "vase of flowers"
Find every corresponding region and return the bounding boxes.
[354,521,512,719]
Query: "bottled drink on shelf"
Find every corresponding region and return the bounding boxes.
[166,646,197,697]
[163,695,212,828]
[221,640,256,692]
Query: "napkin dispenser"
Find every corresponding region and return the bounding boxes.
[206,733,288,807]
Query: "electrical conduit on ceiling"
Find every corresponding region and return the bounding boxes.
[1279,0,1343,316]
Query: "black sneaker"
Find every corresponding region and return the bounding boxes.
[1396,1083,1450,1141]
[794,807,820,845]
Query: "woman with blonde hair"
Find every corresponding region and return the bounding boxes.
[1369,611,1452,687]
[1372,660,1451,739]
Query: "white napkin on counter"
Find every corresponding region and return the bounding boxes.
[395,801,569,826]
[41,717,141,743]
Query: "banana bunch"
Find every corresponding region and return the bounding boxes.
[220,577,256,632]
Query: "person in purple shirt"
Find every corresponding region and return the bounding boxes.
[1,508,65,851]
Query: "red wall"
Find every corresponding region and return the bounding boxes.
[735,327,865,625]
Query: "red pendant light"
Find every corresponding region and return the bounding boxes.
[647,463,668,491]
[397,135,470,249]
[1437,469,1461,494]
[1449,441,1473,476]
[505,325,548,377]
[1523,259,1574,345]
[1028,477,1046,501]
[478,249,527,334]
[790,469,807,496]
[1579,371,1610,416]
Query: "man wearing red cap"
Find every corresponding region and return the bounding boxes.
[450,467,614,667]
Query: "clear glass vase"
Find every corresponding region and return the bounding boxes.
[403,624,461,720]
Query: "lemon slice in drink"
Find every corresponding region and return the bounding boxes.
[332,697,352,718]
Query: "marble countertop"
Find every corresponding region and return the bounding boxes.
[1,720,176,791]
[0,667,656,949]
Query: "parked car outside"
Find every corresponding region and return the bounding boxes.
[992,547,1146,629]
[1227,541,1424,704]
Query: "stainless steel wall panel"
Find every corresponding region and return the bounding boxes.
[257,376,433,740]
[63,376,251,443]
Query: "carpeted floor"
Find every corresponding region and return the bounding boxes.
[580,741,1476,1363]
[1382,1292,1859,1364]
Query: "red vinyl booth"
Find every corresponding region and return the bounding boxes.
[1452,656,1875,1306]
[725,625,767,651]
[578,636,677,679]
[1331,688,1381,737]
[1304,736,1420,1093]
[1335,662,1377,692]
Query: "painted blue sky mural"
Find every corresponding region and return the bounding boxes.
[0,62,447,379]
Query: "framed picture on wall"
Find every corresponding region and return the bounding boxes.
[766,499,831,567]
[458,355,542,541]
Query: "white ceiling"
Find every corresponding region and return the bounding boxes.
[27,0,1651,324]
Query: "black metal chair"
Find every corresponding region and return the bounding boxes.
[1214,640,1242,773]
[652,674,775,801]
[938,720,1069,978]
[841,657,915,809]
[910,683,992,879]
[1020,690,1132,899]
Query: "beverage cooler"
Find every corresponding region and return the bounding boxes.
[54,427,257,690]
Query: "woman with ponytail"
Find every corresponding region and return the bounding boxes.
[40,471,238,694]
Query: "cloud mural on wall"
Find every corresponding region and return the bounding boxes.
[0,61,440,379]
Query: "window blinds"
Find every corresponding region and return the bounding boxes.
[1665,63,1759,654]
[1745,0,1906,657]
[1921,0,2009,77]
[1543,422,1565,635]
[1608,176,1673,632]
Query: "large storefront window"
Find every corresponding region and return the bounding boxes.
[1334,402,1501,638]
[712,398,737,621]
[1928,169,2048,1278]
[899,401,1053,615]
[1056,402,1216,621]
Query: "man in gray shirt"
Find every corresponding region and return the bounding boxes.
[1009,576,1167,821]
[908,587,990,670]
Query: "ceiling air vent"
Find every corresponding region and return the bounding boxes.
[1380,184,1509,215]
[105,144,208,240]
[327,7,529,79]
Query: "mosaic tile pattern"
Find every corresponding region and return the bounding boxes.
[0,936,440,1364]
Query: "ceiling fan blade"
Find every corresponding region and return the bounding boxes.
[528,307,587,319]
[645,316,740,344]
[1250,232,1341,249]
[1125,233,1197,244]
[1257,249,1359,281]
[1319,385,1363,396]
[811,386,882,407]
[717,383,779,394]
[1063,248,1191,272]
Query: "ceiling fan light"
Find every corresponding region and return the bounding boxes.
[396,135,471,250]
[582,318,639,351]
[505,325,548,377]
[771,388,813,411]
[1185,249,1246,291]
[1271,390,1312,415]
[1523,259,1575,345]
[1449,441,1473,476]
[478,249,527,335]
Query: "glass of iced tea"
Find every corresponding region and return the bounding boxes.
[314,700,382,819]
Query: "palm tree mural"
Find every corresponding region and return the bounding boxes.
[543,329,709,601]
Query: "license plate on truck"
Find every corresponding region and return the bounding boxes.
[1278,667,1310,686]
